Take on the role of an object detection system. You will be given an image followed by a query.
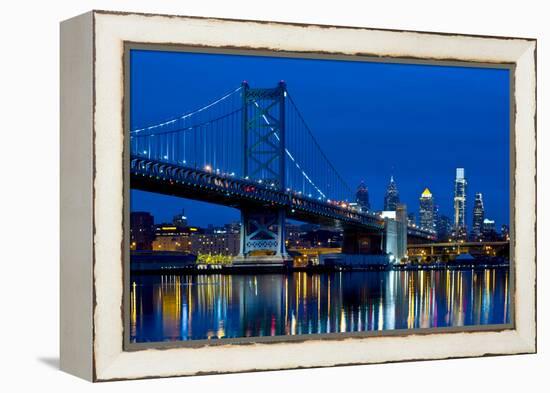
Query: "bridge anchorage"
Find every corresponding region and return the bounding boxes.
[130,81,436,268]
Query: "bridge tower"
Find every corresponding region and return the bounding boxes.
[234,81,292,267]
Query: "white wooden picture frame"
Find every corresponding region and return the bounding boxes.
[60,10,536,381]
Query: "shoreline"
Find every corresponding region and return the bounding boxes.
[130,261,510,275]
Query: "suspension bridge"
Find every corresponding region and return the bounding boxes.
[130,81,435,266]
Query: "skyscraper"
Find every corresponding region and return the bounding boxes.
[130,211,155,250]
[453,168,467,238]
[501,224,510,241]
[472,193,485,240]
[384,176,400,211]
[355,181,371,212]
[172,208,188,228]
[433,204,440,233]
[419,188,435,230]
[436,215,452,242]
[482,218,497,241]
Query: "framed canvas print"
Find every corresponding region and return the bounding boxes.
[60,10,537,381]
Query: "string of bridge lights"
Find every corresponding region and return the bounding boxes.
[251,99,327,200]
[130,86,243,134]
[129,84,351,203]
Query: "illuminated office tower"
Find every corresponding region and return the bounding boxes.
[130,211,155,250]
[472,193,485,240]
[482,218,497,241]
[384,176,400,211]
[436,215,453,241]
[453,168,467,238]
[356,181,371,212]
[419,188,435,230]
[172,208,188,228]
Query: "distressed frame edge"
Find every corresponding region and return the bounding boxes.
[512,39,537,354]
[91,8,538,42]
[88,11,536,381]
[59,11,95,381]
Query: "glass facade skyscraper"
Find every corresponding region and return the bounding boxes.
[482,218,497,240]
[172,208,188,227]
[384,176,400,211]
[355,181,371,212]
[436,215,452,241]
[419,188,435,230]
[453,168,467,238]
[472,192,485,240]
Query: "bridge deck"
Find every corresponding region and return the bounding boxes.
[130,157,384,230]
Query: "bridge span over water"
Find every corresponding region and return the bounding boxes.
[130,82,435,266]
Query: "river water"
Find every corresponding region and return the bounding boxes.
[130,268,510,343]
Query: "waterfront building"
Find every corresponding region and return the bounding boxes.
[172,209,188,227]
[152,224,193,252]
[130,211,155,250]
[224,221,241,234]
[436,215,453,242]
[152,235,191,252]
[356,181,371,212]
[191,229,240,256]
[453,168,468,239]
[419,188,435,231]
[407,213,416,227]
[301,228,342,249]
[384,176,400,211]
[472,193,485,240]
[286,223,304,248]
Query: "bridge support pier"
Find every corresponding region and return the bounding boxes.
[233,207,292,268]
[342,228,384,255]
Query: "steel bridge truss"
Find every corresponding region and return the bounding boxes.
[242,81,286,191]
[130,158,386,230]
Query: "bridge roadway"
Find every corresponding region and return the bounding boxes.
[130,157,436,241]
[131,157,383,230]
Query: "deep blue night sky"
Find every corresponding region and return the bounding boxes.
[130,49,510,229]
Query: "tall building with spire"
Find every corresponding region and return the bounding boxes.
[384,176,400,211]
[472,193,485,240]
[419,188,435,230]
[453,168,467,238]
[355,181,371,212]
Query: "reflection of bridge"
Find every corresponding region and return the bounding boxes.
[131,82,435,266]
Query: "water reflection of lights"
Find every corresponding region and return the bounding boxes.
[340,308,346,333]
[130,269,510,342]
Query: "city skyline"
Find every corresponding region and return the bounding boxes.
[127,47,512,345]
[131,49,510,229]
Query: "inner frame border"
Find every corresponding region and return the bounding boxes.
[122,42,517,352]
